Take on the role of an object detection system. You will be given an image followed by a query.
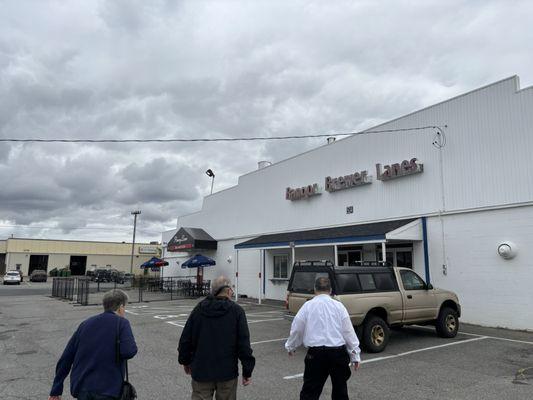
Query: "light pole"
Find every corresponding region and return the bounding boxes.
[130,210,141,274]
[206,169,215,194]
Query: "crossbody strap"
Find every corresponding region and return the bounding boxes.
[115,316,128,382]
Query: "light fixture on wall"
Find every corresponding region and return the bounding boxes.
[227,256,232,263]
[497,242,517,260]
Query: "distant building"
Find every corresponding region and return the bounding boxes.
[162,76,533,331]
[0,238,161,276]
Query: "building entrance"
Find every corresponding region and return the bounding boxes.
[29,255,49,275]
[0,254,5,275]
[377,247,413,268]
[70,256,87,276]
[337,247,362,266]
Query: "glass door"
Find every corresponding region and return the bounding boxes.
[338,250,362,266]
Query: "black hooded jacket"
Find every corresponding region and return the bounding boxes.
[178,296,255,382]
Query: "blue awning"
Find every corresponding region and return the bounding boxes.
[234,219,417,249]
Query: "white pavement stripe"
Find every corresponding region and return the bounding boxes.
[251,338,288,345]
[125,310,139,315]
[248,318,285,324]
[166,321,184,327]
[246,311,285,316]
[411,325,533,346]
[283,373,304,380]
[463,333,533,346]
[283,337,488,380]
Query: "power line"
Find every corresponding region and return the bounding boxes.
[0,224,163,233]
[0,125,440,143]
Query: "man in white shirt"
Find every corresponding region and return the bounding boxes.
[285,277,361,400]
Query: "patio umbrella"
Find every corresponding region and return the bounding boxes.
[141,257,169,270]
[181,254,216,284]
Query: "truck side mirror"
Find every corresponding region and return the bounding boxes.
[426,283,434,290]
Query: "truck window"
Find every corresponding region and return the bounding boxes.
[336,273,361,294]
[358,274,376,291]
[400,270,426,290]
[373,272,397,291]
[291,271,329,294]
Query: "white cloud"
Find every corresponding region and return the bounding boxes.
[0,0,532,241]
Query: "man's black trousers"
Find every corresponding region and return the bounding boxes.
[300,346,351,400]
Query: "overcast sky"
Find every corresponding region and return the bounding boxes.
[1,0,532,243]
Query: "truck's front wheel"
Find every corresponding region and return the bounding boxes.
[435,307,459,338]
[362,316,390,353]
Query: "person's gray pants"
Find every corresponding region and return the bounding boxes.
[191,378,238,400]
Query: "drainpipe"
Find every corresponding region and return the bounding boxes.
[422,217,431,285]
[258,250,262,305]
[235,250,239,301]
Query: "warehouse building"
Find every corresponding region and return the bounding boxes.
[162,76,533,330]
[0,238,161,277]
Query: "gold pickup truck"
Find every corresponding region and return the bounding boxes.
[286,261,461,353]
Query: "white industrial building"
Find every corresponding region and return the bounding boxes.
[162,76,533,331]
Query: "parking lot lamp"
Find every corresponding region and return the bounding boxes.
[206,169,215,194]
[130,210,141,274]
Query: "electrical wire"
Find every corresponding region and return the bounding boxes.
[0,125,442,143]
[432,125,447,149]
[0,224,163,233]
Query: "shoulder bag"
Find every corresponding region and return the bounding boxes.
[116,318,137,400]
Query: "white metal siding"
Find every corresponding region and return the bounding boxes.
[427,206,533,330]
[179,77,533,240]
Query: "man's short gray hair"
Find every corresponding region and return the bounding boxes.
[211,276,232,296]
[103,289,129,312]
[314,277,331,293]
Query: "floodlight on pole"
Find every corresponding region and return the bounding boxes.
[130,210,141,274]
[206,169,215,194]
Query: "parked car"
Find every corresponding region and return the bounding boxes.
[111,270,125,284]
[94,269,110,282]
[286,260,461,353]
[3,270,22,285]
[30,270,48,282]
[14,270,23,282]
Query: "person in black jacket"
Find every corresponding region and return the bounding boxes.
[178,276,255,400]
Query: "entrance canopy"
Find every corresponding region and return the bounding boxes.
[167,227,217,252]
[234,218,421,249]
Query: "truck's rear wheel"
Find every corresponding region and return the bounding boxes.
[435,307,459,338]
[362,316,390,353]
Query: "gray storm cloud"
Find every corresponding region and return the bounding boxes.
[0,0,532,241]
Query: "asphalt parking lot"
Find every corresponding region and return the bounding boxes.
[1,293,532,399]
[0,280,52,296]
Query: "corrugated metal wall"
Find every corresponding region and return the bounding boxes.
[179,76,533,240]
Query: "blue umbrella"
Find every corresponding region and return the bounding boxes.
[141,257,169,269]
[181,254,216,269]
[182,254,215,286]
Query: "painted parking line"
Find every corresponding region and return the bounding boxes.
[251,338,287,345]
[411,325,533,346]
[248,318,285,324]
[246,311,286,316]
[161,317,285,327]
[283,336,489,380]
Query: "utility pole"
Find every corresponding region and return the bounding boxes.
[130,210,141,274]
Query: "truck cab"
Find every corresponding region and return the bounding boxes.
[287,261,461,352]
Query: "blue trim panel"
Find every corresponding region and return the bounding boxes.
[235,234,386,249]
[262,250,266,295]
[422,216,431,284]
